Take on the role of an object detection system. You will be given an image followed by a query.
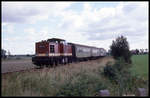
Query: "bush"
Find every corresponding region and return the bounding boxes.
[56,72,106,96]
[103,63,116,80]
[103,58,141,95]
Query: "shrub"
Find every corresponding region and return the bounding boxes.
[103,57,148,95]
[103,64,116,80]
[56,72,106,96]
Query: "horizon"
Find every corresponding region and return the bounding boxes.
[2,1,148,55]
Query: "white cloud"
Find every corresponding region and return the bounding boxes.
[2,2,73,24]
[24,27,49,42]
[2,26,51,54]
[57,2,148,50]
[2,23,15,34]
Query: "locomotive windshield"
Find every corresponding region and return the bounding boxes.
[50,45,55,53]
[60,41,66,44]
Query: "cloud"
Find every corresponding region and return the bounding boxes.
[56,2,148,50]
[2,2,73,24]
[2,2,40,23]
[2,26,51,54]
[78,2,148,42]
[2,23,15,34]
[23,27,49,42]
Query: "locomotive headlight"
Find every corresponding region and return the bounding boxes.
[46,53,49,56]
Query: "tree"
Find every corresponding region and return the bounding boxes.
[110,35,132,63]
[145,49,148,54]
[8,50,11,56]
[135,49,139,55]
[1,49,7,59]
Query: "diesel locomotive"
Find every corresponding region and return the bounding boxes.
[32,38,107,66]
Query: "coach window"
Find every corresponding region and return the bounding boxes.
[50,45,55,53]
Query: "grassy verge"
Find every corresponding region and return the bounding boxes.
[2,57,115,96]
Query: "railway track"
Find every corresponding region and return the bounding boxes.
[2,60,73,74]
[1,63,75,75]
[2,56,114,74]
[2,62,78,74]
[2,68,36,75]
[2,60,90,74]
[1,58,86,74]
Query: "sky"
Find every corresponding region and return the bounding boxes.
[2,1,149,55]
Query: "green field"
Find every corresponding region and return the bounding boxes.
[130,54,149,80]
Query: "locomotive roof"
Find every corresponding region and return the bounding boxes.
[47,38,65,42]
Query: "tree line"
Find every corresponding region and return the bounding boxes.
[1,49,34,59]
[130,49,148,55]
[107,48,148,56]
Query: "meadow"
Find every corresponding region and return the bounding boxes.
[130,54,148,80]
[1,55,148,96]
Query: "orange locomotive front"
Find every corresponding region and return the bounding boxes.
[32,38,73,66]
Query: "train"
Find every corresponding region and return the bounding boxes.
[32,38,107,66]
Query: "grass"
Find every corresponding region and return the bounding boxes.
[130,54,148,80]
[2,55,149,96]
[2,57,115,96]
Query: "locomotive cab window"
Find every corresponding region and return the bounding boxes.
[50,45,55,53]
